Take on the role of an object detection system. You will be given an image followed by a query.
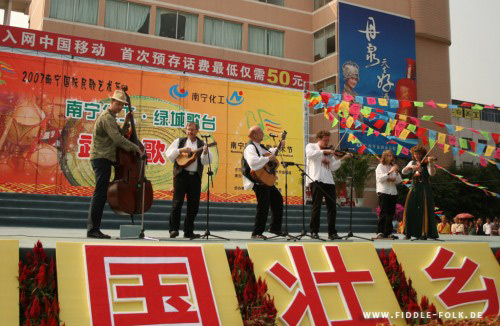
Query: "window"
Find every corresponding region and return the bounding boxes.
[156,9,197,42]
[478,139,487,145]
[105,0,150,34]
[248,26,284,57]
[50,0,99,25]
[314,76,336,94]
[314,23,335,61]
[204,17,242,50]
[481,108,500,123]
[258,0,284,6]
[314,0,333,10]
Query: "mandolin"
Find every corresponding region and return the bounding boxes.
[175,142,217,168]
[250,131,287,187]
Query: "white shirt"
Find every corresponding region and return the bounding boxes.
[166,138,212,172]
[483,222,493,235]
[305,143,342,186]
[242,141,277,190]
[375,163,402,195]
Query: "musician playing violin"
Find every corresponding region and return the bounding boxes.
[401,145,438,240]
[166,122,212,239]
[305,130,352,240]
[87,90,142,239]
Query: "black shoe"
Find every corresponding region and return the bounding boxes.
[311,232,320,239]
[269,230,284,236]
[184,233,201,239]
[251,234,267,240]
[420,234,428,240]
[170,230,179,238]
[328,233,341,240]
[87,230,111,239]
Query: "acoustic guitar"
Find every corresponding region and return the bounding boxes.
[250,131,287,186]
[175,142,217,168]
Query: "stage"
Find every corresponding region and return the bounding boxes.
[2,226,499,252]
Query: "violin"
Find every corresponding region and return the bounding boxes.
[414,156,436,178]
[107,85,153,216]
[320,145,349,157]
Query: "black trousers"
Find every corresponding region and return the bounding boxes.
[252,184,283,235]
[87,158,113,232]
[310,182,337,235]
[169,170,201,234]
[377,193,397,237]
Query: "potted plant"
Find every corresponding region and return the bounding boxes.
[334,155,375,206]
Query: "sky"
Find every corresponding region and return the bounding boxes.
[2,1,500,106]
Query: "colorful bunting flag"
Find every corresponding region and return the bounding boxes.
[389,99,399,108]
[425,100,437,108]
[421,115,434,121]
[399,129,410,140]
[414,101,424,107]
[437,132,446,144]
[378,98,388,106]
[367,97,377,105]
[485,145,495,157]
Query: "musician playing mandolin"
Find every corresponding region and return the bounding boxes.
[242,126,284,239]
[166,122,212,239]
[305,130,352,240]
[87,90,142,239]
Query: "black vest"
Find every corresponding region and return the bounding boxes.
[241,141,269,184]
[173,137,205,178]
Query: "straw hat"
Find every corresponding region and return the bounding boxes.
[110,90,128,104]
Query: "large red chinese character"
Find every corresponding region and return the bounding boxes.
[77,133,92,158]
[142,138,166,165]
[423,246,499,316]
[267,245,387,325]
[85,245,220,325]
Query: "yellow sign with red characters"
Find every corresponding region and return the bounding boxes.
[247,243,405,325]
[392,243,500,320]
[0,239,19,326]
[0,51,304,203]
[56,242,242,326]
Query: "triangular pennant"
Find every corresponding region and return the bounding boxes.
[437,103,448,108]
[332,117,338,127]
[444,144,450,153]
[445,124,455,135]
[468,140,476,152]
[422,135,428,146]
[367,127,374,136]
[416,127,427,137]
[485,145,495,157]
[396,144,402,155]
[480,130,490,141]
[421,115,434,121]
[358,145,367,154]
[407,124,417,133]
[374,120,385,129]
[425,100,437,108]
[434,121,446,128]
[492,133,499,144]
[387,111,396,120]
[476,143,486,155]
[455,125,464,132]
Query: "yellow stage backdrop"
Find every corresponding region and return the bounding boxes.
[393,243,500,320]
[0,52,304,203]
[56,242,243,325]
[0,239,19,326]
[247,243,405,326]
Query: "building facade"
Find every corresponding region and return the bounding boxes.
[7,0,453,207]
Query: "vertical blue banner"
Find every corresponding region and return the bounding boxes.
[338,2,417,156]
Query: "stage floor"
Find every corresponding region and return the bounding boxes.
[1,227,499,251]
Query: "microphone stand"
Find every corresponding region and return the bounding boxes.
[266,134,296,241]
[291,162,325,241]
[198,135,228,241]
[340,152,373,242]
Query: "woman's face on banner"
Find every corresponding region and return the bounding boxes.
[346,76,358,89]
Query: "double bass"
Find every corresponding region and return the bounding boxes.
[107,85,153,217]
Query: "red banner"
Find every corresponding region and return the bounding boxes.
[0,25,308,89]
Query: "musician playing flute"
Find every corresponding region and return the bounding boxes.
[166,122,212,239]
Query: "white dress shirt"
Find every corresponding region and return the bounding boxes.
[375,163,402,195]
[243,141,277,190]
[166,138,212,172]
[305,143,342,186]
[483,222,493,235]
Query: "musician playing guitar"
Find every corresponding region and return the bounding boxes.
[165,122,213,239]
[242,126,284,239]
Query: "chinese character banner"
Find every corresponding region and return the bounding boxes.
[338,2,418,155]
[0,52,304,202]
[57,242,243,325]
[247,243,406,325]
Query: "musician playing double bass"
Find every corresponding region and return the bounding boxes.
[87,90,142,239]
[242,126,284,239]
[165,122,212,239]
[305,130,352,240]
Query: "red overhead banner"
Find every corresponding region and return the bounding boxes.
[0,25,308,90]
